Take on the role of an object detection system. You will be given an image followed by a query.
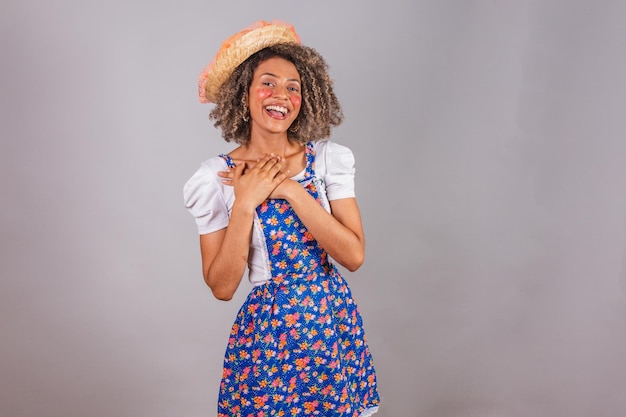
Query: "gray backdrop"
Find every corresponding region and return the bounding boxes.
[2,1,626,416]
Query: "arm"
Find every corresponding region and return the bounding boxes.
[272,181,365,271]
[201,156,287,301]
[199,200,254,301]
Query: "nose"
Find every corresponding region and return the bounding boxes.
[273,84,288,99]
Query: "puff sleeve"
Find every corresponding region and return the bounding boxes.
[183,161,230,235]
[318,140,356,201]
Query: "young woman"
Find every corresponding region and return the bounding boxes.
[184,20,380,417]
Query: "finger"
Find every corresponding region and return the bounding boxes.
[232,162,245,178]
[265,156,287,174]
[253,154,273,170]
[271,171,288,186]
[217,169,234,178]
[267,159,286,177]
[258,154,284,172]
[218,169,235,185]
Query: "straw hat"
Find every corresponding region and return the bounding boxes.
[198,20,301,104]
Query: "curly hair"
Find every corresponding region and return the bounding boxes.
[209,43,343,145]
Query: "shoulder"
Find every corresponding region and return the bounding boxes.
[313,139,354,159]
[184,156,228,188]
[183,156,229,206]
[313,139,355,175]
[312,139,356,200]
[196,155,230,175]
[183,156,231,234]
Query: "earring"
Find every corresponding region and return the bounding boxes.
[288,119,299,133]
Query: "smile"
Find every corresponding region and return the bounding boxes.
[265,105,289,119]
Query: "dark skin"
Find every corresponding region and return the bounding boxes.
[199,58,365,301]
[228,142,306,177]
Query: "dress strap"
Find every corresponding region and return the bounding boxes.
[298,142,316,183]
[219,154,236,168]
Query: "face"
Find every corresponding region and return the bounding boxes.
[248,57,302,136]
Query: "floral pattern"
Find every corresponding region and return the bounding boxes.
[217,143,379,416]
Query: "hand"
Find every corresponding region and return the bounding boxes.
[218,154,288,209]
[268,177,297,200]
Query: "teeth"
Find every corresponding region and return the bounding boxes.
[266,105,288,114]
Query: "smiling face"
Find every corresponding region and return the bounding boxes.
[248,57,302,137]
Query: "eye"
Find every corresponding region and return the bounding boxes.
[262,81,274,87]
[288,85,300,93]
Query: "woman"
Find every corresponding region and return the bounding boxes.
[184,20,380,417]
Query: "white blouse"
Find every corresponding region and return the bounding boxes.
[183,139,356,286]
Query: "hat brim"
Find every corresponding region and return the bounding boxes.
[199,22,301,104]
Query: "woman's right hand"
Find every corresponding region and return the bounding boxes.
[218,154,288,210]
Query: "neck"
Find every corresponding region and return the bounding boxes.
[247,132,293,158]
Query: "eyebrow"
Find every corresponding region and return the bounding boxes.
[260,72,301,83]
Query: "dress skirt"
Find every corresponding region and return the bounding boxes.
[217,266,380,417]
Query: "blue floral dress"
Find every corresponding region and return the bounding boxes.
[217,143,379,417]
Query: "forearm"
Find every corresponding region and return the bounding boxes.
[205,202,255,300]
[202,154,292,300]
[284,185,365,271]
